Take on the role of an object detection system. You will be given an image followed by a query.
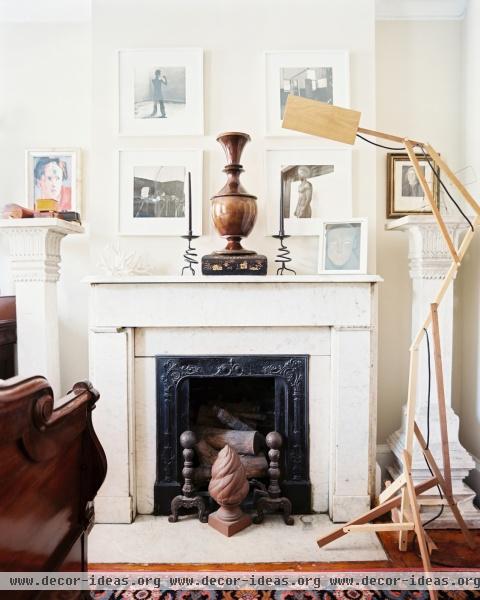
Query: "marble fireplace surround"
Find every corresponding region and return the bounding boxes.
[87,275,380,524]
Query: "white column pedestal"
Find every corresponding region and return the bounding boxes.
[386,216,479,527]
[0,218,84,399]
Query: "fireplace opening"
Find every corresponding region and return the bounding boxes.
[154,355,311,515]
[189,376,276,431]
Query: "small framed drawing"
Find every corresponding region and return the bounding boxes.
[25,149,81,212]
[118,48,204,136]
[318,218,368,274]
[265,50,349,136]
[387,152,440,218]
[266,148,352,236]
[118,149,203,236]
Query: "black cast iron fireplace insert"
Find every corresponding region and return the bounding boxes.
[154,355,311,515]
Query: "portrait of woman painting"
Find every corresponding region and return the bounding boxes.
[26,149,81,212]
[318,218,368,274]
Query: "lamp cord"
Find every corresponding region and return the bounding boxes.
[356,133,405,151]
[419,147,474,231]
[355,132,475,231]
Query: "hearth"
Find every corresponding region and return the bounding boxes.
[154,355,311,515]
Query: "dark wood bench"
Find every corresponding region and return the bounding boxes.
[0,375,107,598]
[0,295,16,379]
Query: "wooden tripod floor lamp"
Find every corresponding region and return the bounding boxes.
[282,96,479,600]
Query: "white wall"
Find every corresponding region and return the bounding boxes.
[458,0,480,498]
[89,0,376,276]
[0,22,92,389]
[375,19,463,442]
[0,0,376,395]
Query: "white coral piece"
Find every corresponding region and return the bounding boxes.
[98,241,152,276]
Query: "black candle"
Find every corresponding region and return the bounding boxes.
[188,171,192,236]
[279,176,285,236]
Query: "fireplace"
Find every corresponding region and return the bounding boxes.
[88,276,379,524]
[154,355,311,515]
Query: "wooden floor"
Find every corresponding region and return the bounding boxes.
[90,529,480,571]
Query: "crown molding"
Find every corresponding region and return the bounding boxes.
[1,0,467,23]
[0,0,91,23]
[376,0,467,20]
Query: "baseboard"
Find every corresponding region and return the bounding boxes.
[94,495,134,523]
[466,454,480,508]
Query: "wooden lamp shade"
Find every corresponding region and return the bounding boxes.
[282,95,361,144]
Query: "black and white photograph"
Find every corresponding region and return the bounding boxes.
[387,152,439,218]
[281,164,335,219]
[133,166,185,218]
[134,67,186,120]
[118,149,203,235]
[267,148,352,236]
[118,48,204,135]
[319,218,368,274]
[280,67,333,119]
[265,50,349,135]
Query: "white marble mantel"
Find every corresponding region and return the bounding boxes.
[87,274,381,524]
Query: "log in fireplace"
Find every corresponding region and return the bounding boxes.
[154,355,311,515]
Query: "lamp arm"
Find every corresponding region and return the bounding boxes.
[410,214,480,351]
[405,141,460,264]
[357,126,425,148]
[425,144,480,216]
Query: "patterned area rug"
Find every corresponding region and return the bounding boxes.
[89,591,479,599]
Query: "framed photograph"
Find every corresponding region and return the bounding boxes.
[387,152,440,218]
[25,149,81,212]
[265,50,349,136]
[318,218,368,274]
[118,48,204,136]
[266,148,352,236]
[118,149,203,236]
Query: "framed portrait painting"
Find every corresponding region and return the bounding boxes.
[266,148,352,236]
[118,149,203,236]
[318,218,368,274]
[25,149,81,212]
[387,152,440,218]
[265,50,350,136]
[118,48,204,136]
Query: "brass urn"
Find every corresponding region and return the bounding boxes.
[211,132,258,255]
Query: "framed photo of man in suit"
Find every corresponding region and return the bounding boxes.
[387,152,440,218]
[118,48,204,136]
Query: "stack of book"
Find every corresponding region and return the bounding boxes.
[2,200,81,224]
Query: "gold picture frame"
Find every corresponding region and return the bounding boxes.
[387,152,440,218]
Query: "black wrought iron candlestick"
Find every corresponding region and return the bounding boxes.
[168,430,207,523]
[253,431,294,525]
[273,178,296,275]
[273,234,296,275]
[181,172,199,276]
[181,234,199,275]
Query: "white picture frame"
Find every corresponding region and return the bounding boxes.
[25,148,81,213]
[318,218,368,274]
[118,48,204,136]
[265,50,350,136]
[118,149,203,236]
[266,148,352,236]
